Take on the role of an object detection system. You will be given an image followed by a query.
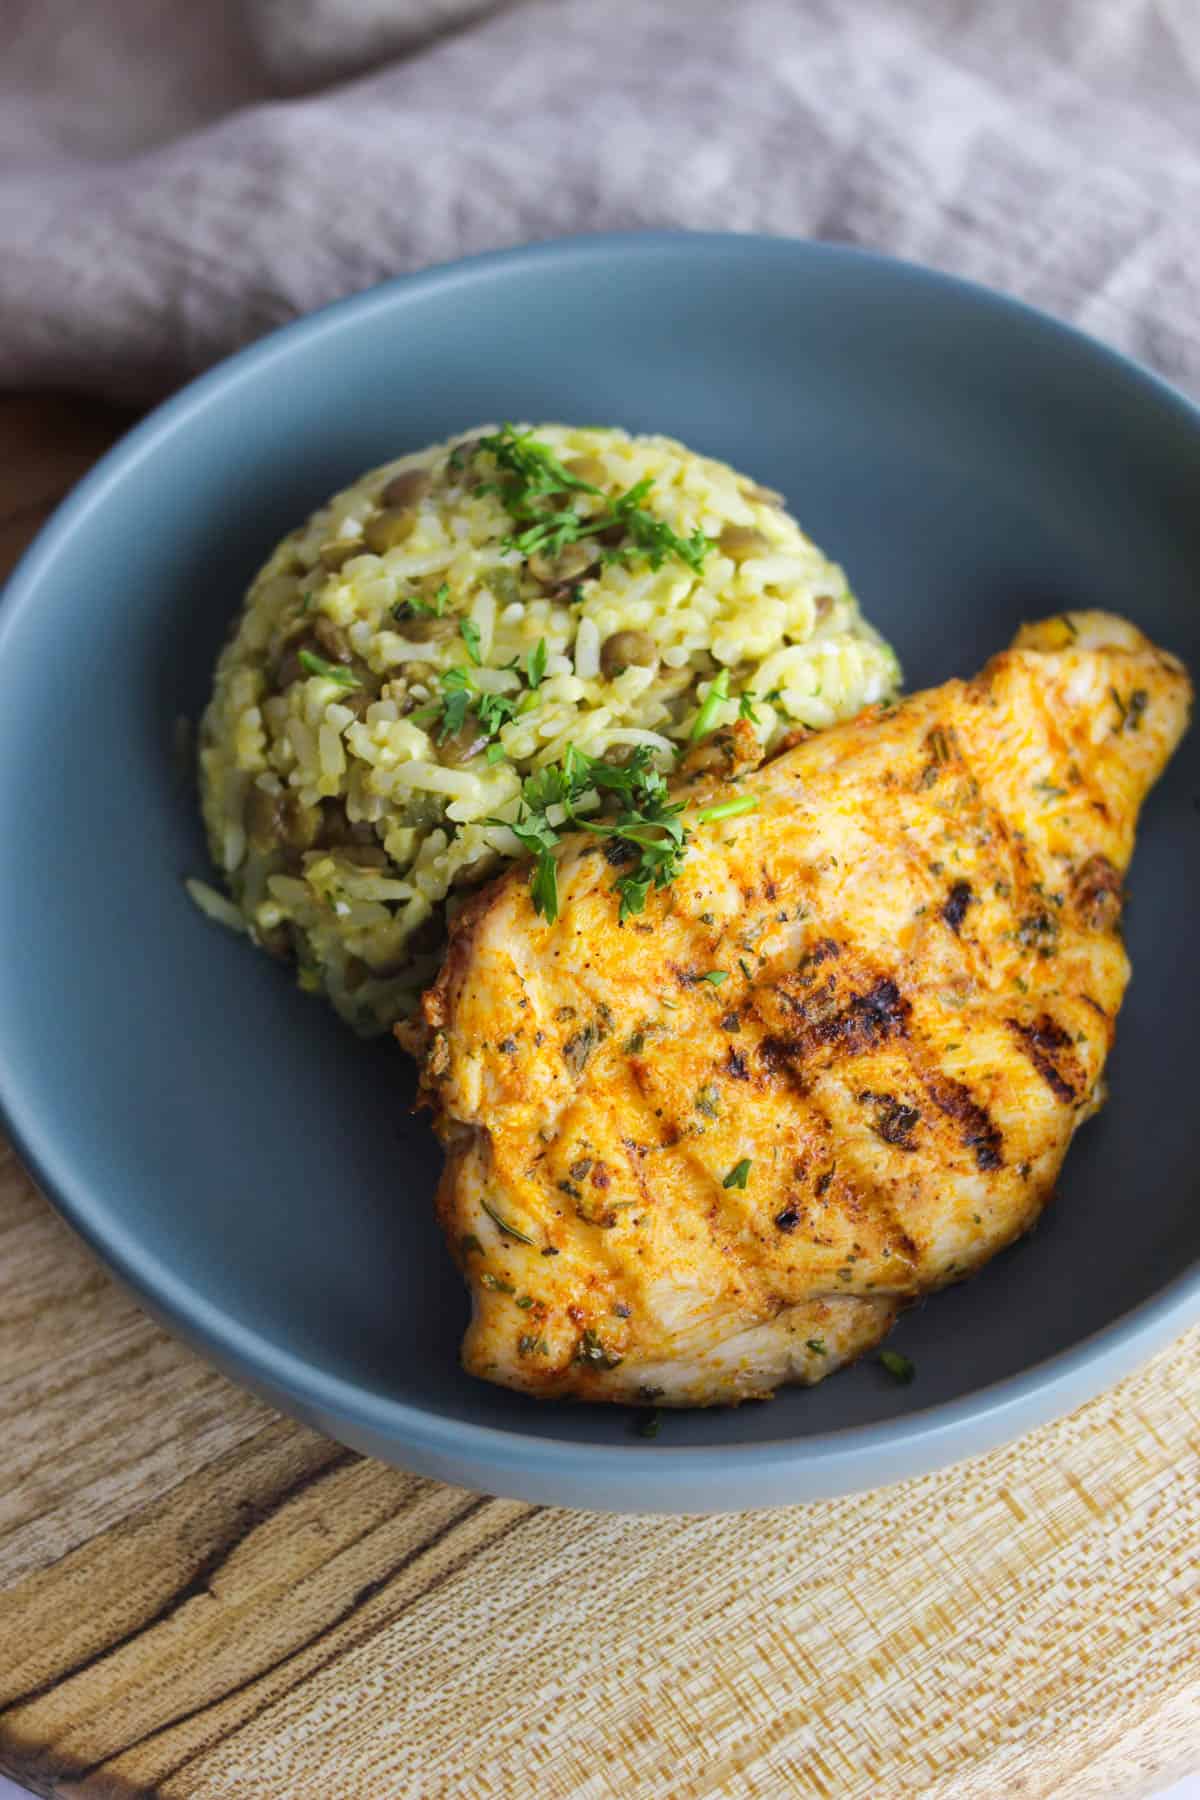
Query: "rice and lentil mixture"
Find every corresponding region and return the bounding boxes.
[197,424,900,1033]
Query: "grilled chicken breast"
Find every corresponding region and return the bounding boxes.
[412,614,1190,1406]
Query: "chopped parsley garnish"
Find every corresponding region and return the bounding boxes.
[491,743,689,925]
[392,580,450,623]
[723,1158,752,1189]
[467,425,712,575]
[635,1409,663,1439]
[460,618,483,665]
[491,723,763,925]
[526,636,548,690]
[486,743,508,766]
[806,1338,827,1356]
[700,969,729,986]
[479,1271,515,1294]
[531,848,561,922]
[297,649,360,689]
[413,663,519,749]
[738,690,760,723]
[879,1348,915,1384]
[474,688,519,736]
[600,476,711,573]
[413,666,470,740]
[476,424,596,503]
[576,1327,623,1370]
[738,957,755,981]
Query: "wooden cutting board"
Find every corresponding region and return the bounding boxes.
[0,393,1197,1800]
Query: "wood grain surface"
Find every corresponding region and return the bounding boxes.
[0,392,1197,1800]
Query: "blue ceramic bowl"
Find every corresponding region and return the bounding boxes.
[2,235,1198,1512]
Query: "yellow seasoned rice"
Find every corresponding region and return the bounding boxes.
[198,424,900,1032]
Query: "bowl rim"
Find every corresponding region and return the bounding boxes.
[2,229,1199,1500]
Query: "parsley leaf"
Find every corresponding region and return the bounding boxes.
[723,1158,752,1189]
[531,849,560,922]
[413,666,472,741]
[392,578,450,624]
[526,636,548,690]
[474,688,518,736]
[412,632,523,749]
[477,424,600,503]
[493,743,689,924]
[602,475,711,573]
[466,425,712,576]
[492,738,768,926]
[460,619,483,665]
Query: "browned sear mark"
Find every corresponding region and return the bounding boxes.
[1008,1014,1080,1103]
[924,1072,1003,1170]
[941,881,974,935]
[824,978,911,1051]
[859,1090,921,1150]
[796,938,841,980]
[764,974,912,1071]
[1071,853,1124,933]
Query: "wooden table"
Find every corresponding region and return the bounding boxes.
[0,392,1197,1800]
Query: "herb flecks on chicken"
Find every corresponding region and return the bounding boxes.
[411,613,1190,1407]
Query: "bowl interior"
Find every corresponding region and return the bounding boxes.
[1,237,1198,1466]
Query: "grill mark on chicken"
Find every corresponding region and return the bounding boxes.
[915,721,958,789]
[797,937,841,975]
[759,971,911,1073]
[858,1090,921,1150]
[1070,853,1124,932]
[922,1071,1004,1170]
[818,977,911,1050]
[889,721,1001,987]
[1008,1014,1080,1103]
[799,1054,928,1274]
[941,881,974,935]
